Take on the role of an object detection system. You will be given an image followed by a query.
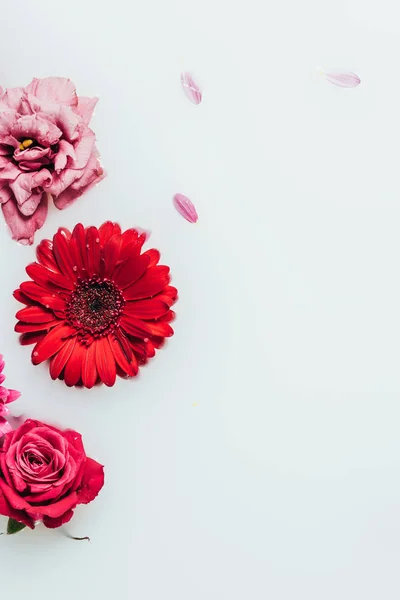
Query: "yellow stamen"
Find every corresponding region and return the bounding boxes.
[22,139,33,149]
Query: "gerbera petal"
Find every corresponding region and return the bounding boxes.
[163,286,178,301]
[124,299,170,319]
[36,239,60,273]
[109,334,138,377]
[129,338,156,360]
[143,249,160,267]
[26,262,74,291]
[31,323,76,365]
[98,221,119,245]
[95,337,116,387]
[113,254,150,290]
[124,266,170,300]
[15,320,59,334]
[82,342,98,389]
[64,341,85,386]
[86,226,101,276]
[120,315,153,337]
[13,289,31,305]
[49,337,76,380]
[101,233,122,279]
[69,222,88,276]
[53,228,77,282]
[147,321,174,337]
[17,282,67,312]
[16,306,57,323]
[19,331,47,346]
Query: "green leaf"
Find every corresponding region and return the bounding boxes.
[7,518,26,535]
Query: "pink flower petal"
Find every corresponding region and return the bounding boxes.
[0,418,12,437]
[322,70,361,88]
[181,72,202,105]
[173,193,198,223]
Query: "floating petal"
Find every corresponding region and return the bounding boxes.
[181,72,202,105]
[173,194,198,223]
[323,70,361,88]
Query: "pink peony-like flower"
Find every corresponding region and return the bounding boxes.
[0,77,105,245]
[0,355,20,436]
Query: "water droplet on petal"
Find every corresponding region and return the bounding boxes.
[96,238,100,243]
[73,266,78,272]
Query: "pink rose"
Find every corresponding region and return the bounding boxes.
[0,354,20,437]
[0,419,104,530]
[0,77,105,245]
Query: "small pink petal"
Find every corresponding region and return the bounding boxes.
[181,72,202,105]
[173,193,198,223]
[323,70,361,88]
[6,389,21,403]
[0,418,11,437]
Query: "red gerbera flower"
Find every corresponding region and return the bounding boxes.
[13,222,177,388]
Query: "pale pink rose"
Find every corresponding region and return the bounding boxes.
[0,77,105,244]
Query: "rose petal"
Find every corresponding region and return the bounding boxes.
[322,70,361,88]
[181,72,202,105]
[2,192,49,245]
[173,193,198,223]
[25,77,78,107]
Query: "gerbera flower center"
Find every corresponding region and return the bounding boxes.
[66,278,124,337]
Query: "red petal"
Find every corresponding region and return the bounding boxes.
[120,315,152,337]
[19,281,51,301]
[124,298,170,319]
[143,249,160,267]
[159,310,175,323]
[77,457,105,504]
[113,254,150,290]
[109,334,138,376]
[129,338,155,359]
[101,233,122,278]
[19,331,46,346]
[82,342,98,389]
[36,239,60,273]
[15,320,59,333]
[98,221,119,245]
[69,223,88,277]
[13,289,31,305]
[96,336,116,387]
[64,341,85,386]
[120,229,145,258]
[86,226,101,276]
[53,229,77,282]
[124,266,170,300]
[147,321,174,337]
[26,262,74,291]
[163,285,178,300]
[18,282,68,311]
[31,323,76,365]
[16,306,57,323]
[49,337,76,380]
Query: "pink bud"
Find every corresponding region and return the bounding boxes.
[323,70,361,88]
[181,72,202,105]
[173,194,198,223]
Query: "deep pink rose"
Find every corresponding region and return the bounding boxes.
[0,419,104,529]
[0,77,105,245]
